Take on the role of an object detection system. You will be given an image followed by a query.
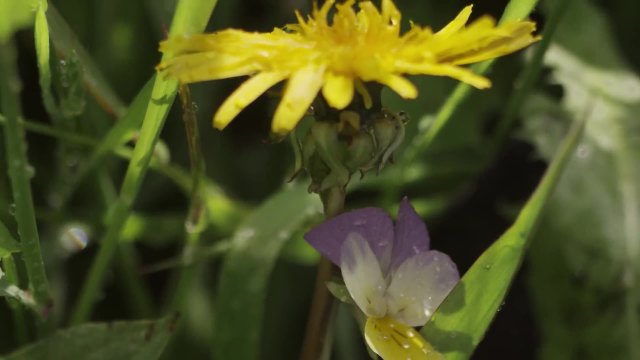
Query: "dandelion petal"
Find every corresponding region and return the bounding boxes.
[322,73,354,110]
[399,62,491,89]
[272,65,324,135]
[380,74,417,99]
[213,72,286,130]
[435,5,472,38]
[340,233,387,317]
[386,250,459,327]
[391,197,430,269]
[304,207,394,267]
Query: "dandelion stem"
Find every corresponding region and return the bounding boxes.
[0,40,53,335]
[300,186,344,360]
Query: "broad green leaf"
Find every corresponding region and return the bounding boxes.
[420,108,585,359]
[2,316,179,360]
[521,1,640,358]
[0,0,36,42]
[0,221,20,258]
[214,184,322,360]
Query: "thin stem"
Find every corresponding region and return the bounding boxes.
[300,186,344,360]
[168,85,207,311]
[2,255,30,345]
[0,40,53,335]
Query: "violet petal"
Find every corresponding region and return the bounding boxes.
[304,207,394,267]
[391,197,430,270]
[386,250,460,326]
[340,233,387,318]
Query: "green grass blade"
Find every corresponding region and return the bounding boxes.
[214,185,322,360]
[69,0,219,325]
[0,39,53,334]
[420,114,586,360]
[34,0,62,122]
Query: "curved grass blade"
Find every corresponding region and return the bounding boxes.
[214,185,322,360]
[420,112,586,360]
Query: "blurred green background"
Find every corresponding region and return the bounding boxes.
[1,0,639,359]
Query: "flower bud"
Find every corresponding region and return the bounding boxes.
[291,85,408,194]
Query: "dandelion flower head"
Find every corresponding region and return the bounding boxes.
[158,0,539,135]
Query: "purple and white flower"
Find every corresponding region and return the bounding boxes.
[305,197,460,327]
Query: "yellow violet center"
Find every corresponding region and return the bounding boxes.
[365,316,444,360]
[158,0,539,135]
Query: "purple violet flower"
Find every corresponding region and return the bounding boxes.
[304,197,459,327]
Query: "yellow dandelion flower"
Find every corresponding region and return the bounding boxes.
[157,0,539,135]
